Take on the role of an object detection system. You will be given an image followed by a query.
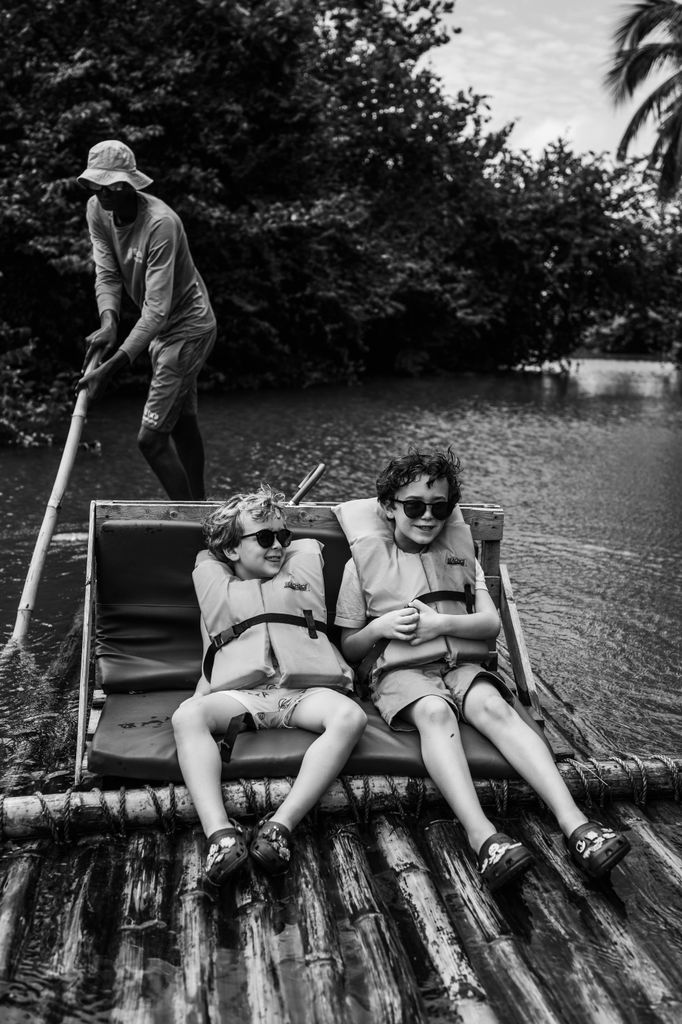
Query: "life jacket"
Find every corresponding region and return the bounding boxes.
[193,538,353,692]
[333,498,491,679]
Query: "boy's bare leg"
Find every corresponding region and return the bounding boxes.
[172,693,247,837]
[401,696,499,855]
[267,691,367,832]
[463,681,588,837]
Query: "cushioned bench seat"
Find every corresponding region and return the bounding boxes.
[86,509,550,784]
[88,691,546,783]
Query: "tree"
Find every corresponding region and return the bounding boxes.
[606,0,682,199]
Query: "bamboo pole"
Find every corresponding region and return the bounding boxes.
[234,863,291,1024]
[110,832,175,1024]
[0,842,45,979]
[291,828,350,1024]
[325,818,428,1024]
[171,830,219,1024]
[1,756,681,842]
[371,813,499,1024]
[10,352,99,643]
[519,810,682,1023]
[422,818,565,1024]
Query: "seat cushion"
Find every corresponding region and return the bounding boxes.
[88,690,550,783]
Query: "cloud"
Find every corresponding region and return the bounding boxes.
[418,0,656,157]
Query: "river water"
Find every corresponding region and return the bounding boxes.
[1,358,681,769]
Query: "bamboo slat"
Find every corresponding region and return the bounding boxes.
[0,841,44,979]
[519,809,682,1023]
[110,832,175,1024]
[171,830,218,1024]
[234,863,291,1024]
[292,828,350,1024]
[421,818,564,1024]
[371,813,499,1024]
[325,819,428,1024]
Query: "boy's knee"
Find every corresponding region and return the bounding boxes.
[469,689,516,728]
[333,701,367,739]
[171,697,202,736]
[415,695,456,730]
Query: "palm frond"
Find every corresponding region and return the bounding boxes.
[615,69,682,157]
[605,41,682,103]
[612,0,682,52]
[657,115,682,195]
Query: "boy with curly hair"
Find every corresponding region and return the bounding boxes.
[334,448,630,892]
[173,485,366,886]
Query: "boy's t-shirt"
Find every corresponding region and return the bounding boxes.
[334,556,489,630]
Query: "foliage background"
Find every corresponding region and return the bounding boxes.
[2,0,681,441]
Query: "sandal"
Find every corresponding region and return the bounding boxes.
[249,812,293,875]
[477,832,535,892]
[204,819,248,886]
[566,821,630,880]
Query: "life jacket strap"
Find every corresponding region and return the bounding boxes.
[356,588,474,693]
[217,711,251,763]
[204,612,328,682]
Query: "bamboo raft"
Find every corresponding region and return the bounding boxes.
[1,500,681,1023]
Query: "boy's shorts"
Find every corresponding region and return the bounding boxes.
[372,661,514,732]
[219,685,332,730]
[141,325,216,433]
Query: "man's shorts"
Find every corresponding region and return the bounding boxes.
[372,661,515,731]
[218,685,332,730]
[142,325,216,433]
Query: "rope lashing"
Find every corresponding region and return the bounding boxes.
[611,754,647,806]
[618,752,649,806]
[564,758,600,808]
[385,775,406,818]
[407,777,426,821]
[339,776,363,824]
[487,779,509,816]
[95,787,128,838]
[144,784,177,835]
[585,757,609,808]
[238,779,260,817]
[34,791,74,845]
[361,776,373,825]
[652,754,681,802]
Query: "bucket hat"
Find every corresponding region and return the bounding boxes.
[77,140,153,190]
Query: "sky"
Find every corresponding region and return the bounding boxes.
[420,0,659,159]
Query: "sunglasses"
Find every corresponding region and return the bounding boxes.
[393,498,453,520]
[88,182,129,193]
[240,528,293,549]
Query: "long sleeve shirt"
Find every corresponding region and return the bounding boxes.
[86,193,216,363]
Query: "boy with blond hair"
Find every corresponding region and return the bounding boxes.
[173,485,366,885]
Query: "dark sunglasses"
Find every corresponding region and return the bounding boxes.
[393,498,453,520]
[240,528,293,549]
[88,182,129,193]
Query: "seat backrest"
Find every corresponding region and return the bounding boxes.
[92,500,502,694]
[94,510,352,693]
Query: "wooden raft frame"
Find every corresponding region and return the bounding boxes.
[75,499,544,784]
